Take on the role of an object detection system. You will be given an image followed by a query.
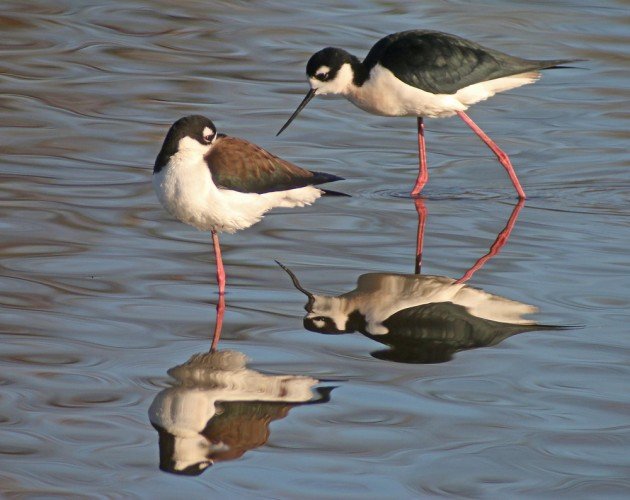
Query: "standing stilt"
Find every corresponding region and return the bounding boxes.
[211,230,226,295]
[411,117,428,197]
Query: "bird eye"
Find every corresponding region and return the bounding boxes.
[316,72,328,80]
[202,127,215,144]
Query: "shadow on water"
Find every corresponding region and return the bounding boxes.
[148,303,333,475]
[279,199,565,364]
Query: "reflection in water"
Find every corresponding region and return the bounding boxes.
[210,293,225,352]
[281,200,559,363]
[415,198,524,279]
[149,350,332,475]
[284,268,549,363]
[149,302,331,475]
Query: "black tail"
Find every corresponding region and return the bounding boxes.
[321,188,350,197]
[309,171,348,195]
[537,58,587,70]
[310,171,344,185]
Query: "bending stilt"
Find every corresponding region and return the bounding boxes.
[457,199,525,283]
[456,111,526,199]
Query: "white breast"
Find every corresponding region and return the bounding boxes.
[153,151,221,230]
[153,151,323,234]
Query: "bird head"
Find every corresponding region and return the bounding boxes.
[306,47,356,95]
[276,48,358,136]
[275,261,352,334]
[154,115,218,172]
[303,296,352,334]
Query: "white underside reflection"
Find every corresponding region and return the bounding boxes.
[149,349,332,475]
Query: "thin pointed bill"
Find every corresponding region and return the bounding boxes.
[275,260,315,311]
[276,88,316,136]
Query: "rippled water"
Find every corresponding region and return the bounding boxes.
[1,0,629,497]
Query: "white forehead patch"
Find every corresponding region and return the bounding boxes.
[312,318,326,329]
[310,63,354,95]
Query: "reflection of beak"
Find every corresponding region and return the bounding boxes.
[275,261,315,311]
[276,88,316,136]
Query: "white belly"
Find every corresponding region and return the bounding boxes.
[153,152,323,234]
[347,65,540,118]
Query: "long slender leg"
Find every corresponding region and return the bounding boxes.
[456,111,526,199]
[414,197,428,274]
[411,117,428,197]
[211,230,226,295]
[456,199,525,283]
[210,292,225,352]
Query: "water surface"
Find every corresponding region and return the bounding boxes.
[1,0,629,497]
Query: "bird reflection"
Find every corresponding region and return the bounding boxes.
[415,198,524,278]
[280,199,559,363]
[149,304,332,475]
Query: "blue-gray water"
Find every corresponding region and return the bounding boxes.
[1,0,629,497]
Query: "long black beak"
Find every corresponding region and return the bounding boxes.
[276,88,316,136]
[275,260,315,311]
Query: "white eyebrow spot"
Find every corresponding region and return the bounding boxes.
[313,319,326,328]
[316,65,330,75]
[202,126,215,137]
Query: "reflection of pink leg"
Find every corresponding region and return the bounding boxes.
[414,198,428,274]
[212,230,226,295]
[456,111,526,199]
[411,117,428,197]
[457,199,525,283]
[210,293,225,352]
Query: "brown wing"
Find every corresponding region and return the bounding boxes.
[206,136,339,194]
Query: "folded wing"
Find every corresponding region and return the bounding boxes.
[207,136,341,194]
[366,30,574,94]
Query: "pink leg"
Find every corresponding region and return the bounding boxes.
[456,111,526,199]
[414,198,428,274]
[211,230,226,295]
[456,199,525,283]
[210,292,226,352]
[411,117,428,197]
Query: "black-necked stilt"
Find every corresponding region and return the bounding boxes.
[277,30,579,199]
[278,262,555,364]
[153,115,344,295]
[149,347,330,474]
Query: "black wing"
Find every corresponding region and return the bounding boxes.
[364,30,574,94]
[206,136,342,194]
[380,301,537,346]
